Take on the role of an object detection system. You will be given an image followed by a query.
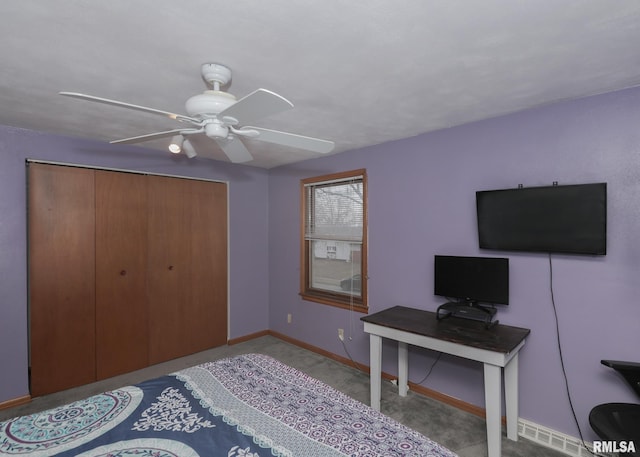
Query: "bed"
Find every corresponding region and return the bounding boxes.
[0,353,458,456]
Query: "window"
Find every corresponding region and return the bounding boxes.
[300,169,367,311]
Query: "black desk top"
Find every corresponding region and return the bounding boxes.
[361,306,530,353]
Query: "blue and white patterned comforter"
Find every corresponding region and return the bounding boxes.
[0,354,458,456]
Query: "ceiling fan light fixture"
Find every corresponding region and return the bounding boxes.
[183,138,197,158]
[168,135,183,153]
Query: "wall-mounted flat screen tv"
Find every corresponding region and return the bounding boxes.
[476,183,607,255]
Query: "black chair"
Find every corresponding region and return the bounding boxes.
[589,360,640,455]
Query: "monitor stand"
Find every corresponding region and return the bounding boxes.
[436,301,498,329]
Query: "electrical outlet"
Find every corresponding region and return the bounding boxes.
[338,328,344,341]
[287,313,292,324]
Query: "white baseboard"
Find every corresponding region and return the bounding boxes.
[519,418,608,457]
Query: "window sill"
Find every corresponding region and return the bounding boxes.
[300,292,368,313]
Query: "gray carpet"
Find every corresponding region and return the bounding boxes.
[0,335,566,457]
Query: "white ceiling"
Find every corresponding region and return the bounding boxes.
[2,1,640,168]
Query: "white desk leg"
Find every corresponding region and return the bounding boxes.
[398,341,408,397]
[370,334,382,411]
[484,363,502,457]
[504,353,519,441]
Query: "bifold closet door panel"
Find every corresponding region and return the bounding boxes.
[187,179,228,352]
[28,163,96,396]
[95,170,149,379]
[147,175,191,364]
[147,176,228,364]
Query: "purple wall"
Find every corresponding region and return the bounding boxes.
[0,126,270,404]
[268,86,640,439]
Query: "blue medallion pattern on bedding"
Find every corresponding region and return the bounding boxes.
[0,354,458,456]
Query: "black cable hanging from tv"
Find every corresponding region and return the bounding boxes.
[548,254,595,455]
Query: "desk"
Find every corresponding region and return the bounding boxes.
[361,306,530,457]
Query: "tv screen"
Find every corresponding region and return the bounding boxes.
[434,255,509,305]
[476,183,607,255]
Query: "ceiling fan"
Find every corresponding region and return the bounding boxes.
[59,63,335,163]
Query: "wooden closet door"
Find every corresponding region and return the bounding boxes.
[29,164,96,396]
[147,176,227,364]
[187,179,228,352]
[95,170,148,379]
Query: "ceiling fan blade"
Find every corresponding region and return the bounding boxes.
[110,128,186,145]
[246,127,335,153]
[219,89,293,125]
[214,137,253,163]
[59,92,198,123]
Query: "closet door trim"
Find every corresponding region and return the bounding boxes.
[26,159,226,184]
